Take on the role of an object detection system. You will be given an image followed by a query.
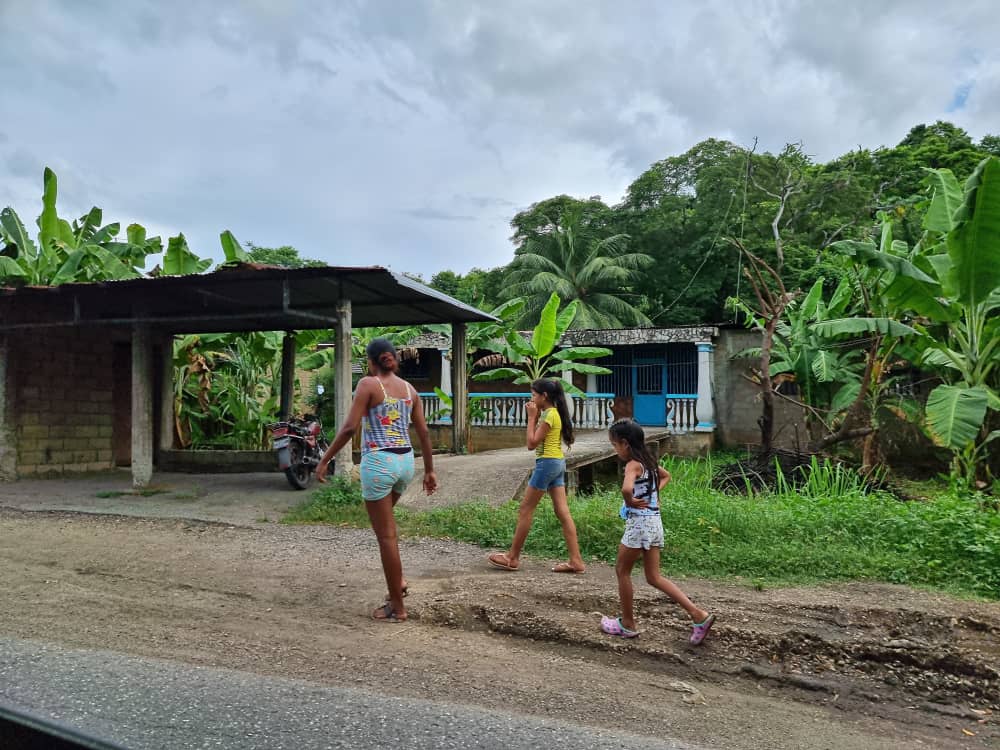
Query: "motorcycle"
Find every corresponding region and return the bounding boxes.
[269,414,330,490]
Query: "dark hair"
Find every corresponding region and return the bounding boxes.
[608,418,658,480]
[530,378,574,446]
[366,338,399,373]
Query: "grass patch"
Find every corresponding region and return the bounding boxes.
[282,457,1000,600]
[95,488,168,498]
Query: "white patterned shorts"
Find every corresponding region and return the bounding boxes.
[621,514,664,550]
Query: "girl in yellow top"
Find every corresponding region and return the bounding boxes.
[488,378,586,574]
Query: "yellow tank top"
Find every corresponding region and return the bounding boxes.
[536,408,564,459]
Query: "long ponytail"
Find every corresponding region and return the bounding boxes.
[608,418,658,479]
[531,378,574,447]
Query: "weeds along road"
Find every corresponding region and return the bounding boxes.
[0,508,997,749]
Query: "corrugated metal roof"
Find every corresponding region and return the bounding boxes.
[0,264,497,333]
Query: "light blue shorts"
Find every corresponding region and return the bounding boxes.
[360,450,415,501]
[528,458,566,491]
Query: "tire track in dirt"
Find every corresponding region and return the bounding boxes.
[414,572,1000,733]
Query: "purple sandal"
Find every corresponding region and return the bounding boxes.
[600,615,639,639]
[690,614,715,645]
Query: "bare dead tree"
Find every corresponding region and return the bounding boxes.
[730,240,798,453]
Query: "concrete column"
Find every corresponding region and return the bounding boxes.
[131,324,154,487]
[438,348,452,395]
[451,323,468,453]
[695,341,716,432]
[561,366,574,423]
[0,334,17,481]
[585,361,598,427]
[438,348,452,423]
[158,336,174,454]
[280,331,296,419]
[333,300,353,477]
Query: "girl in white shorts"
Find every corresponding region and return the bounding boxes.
[600,419,715,645]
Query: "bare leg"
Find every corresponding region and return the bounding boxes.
[642,547,708,622]
[505,486,545,567]
[365,495,406,620]
[616,545,643,630]
[549,485,586,572]
[390,490,407,592]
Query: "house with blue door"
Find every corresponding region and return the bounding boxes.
[560,326,717,434]
[397,327,726,448]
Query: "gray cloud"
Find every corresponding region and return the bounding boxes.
[0,0,997,277]
[403,207,476,222]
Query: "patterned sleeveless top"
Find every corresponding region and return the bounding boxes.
[362,377,414,455]
[620,466,660,519]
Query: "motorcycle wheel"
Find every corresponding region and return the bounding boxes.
[284,442,312,490]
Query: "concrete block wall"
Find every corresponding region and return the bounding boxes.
[9,329,116,477]
[0,335,16,481]
[714,329,807,451]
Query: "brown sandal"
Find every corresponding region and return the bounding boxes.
[487,552,519,571]
[372,602,406,622]
[552,562,585,574]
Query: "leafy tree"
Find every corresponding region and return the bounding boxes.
[429,269,461,297]
[245,243,324,268]
[618,139,746,324]
[981,135,1000,157]
[504,205,653,328]
[428,267,506,310]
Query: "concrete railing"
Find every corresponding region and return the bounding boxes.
[666,395,698,433]
[418,393,617,429]
[417,392,698,432]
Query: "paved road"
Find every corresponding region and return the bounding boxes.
[0,637,697,750]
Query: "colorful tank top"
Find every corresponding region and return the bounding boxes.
[362,377,414,455]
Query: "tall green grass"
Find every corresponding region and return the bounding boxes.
[283,457,1000,600]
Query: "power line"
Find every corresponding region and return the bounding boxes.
[651,188,737,322]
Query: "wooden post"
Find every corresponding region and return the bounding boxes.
[451,322,468,453]
[131,324,154,487]
[158,335,174,454]
[333,300,352,477]
[280,331,296,419]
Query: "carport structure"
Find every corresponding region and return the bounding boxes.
[0,265,495,487]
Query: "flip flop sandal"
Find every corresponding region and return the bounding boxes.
[690,614,715,645]
[551,562,584,574]
[600,615,639,638]
[372,602,405,622]
[487,553,519,571]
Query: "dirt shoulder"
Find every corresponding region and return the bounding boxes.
[1,507,997,749]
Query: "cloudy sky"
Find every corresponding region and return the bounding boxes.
[1,0,997,277]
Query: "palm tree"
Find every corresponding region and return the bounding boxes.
[504,209,654,329]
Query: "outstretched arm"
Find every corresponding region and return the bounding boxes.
[316,378,372,482]
[410,384,437,495]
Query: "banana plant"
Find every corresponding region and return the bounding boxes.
[834,157,1000,486]
[1,167,163,285]
[472,291,611,396]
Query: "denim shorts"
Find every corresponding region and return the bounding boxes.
[360,450,415,501]
[528,458,566,491]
